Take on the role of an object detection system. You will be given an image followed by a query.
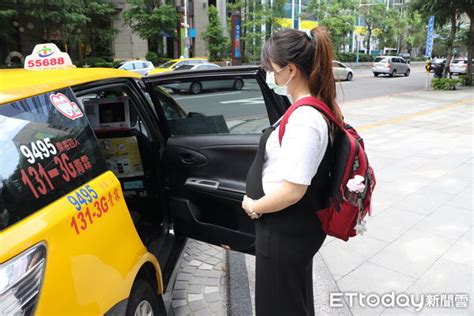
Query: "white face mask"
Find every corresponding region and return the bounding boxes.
[266,69,293,97]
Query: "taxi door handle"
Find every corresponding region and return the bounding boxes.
[180,153,195,165]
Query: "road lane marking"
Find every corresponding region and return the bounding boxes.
[220,97,264,105]
[357,98,472,132]
[174,91,242,100]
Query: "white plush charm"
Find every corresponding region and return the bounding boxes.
[347,175,365,193]
[354,219,367,235]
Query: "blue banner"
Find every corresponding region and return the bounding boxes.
[234,17,241,59]
[425,16,435,57]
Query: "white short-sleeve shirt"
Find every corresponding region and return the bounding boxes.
[261,101,329,195]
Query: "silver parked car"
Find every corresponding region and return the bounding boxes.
[332,60,354,81]
[163,64,245,94]
[116,60,155,76]
[372,56,411,77]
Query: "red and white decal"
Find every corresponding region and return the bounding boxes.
[50,93,83,120]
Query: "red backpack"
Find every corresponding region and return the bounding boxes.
[278,96,376,241]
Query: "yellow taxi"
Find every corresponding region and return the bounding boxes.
[147,58,207,75]
[0,44,288,315]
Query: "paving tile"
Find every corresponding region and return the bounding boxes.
[188,284,203,294]
[205,277,221,286]
[403,258,473,314]
[204,286,219,294]
[172,289,187,300]
[320,234,388,277]
[364,209,425,243]
[369,229,457,278]
[188,293,204,302]
[172,305,192,316]
[443,229,472,266]
[199,263,213,270]
[188,300,207,312]
[188,259,202,267]
[205,292,223,303]
[174,281,189,290]
[194,308,213,316]
[172,299,187,308]
[413,205,471,240]
[176,272,193,281]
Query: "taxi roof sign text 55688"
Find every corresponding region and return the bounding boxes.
[24,43,74,70]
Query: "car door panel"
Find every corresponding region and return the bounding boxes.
[164,134,260,252]
[144,67,287,254]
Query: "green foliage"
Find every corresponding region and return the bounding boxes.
[0,7,17,43]
[358,3,386,53]
[76,57,107,67]
[334,52,372,62]
[228,0,286,63]
[93,62,113,68]
[306,0,356,51]
[431,78,460,90]
[405,11,426,53]
[201,5,228,62]
[145,51,159,65]
[457,75,469,86]
[124,1,178,42]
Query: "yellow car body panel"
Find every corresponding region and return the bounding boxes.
[0,171,162,314]
[0,68,141,104]
[147,58,207,75]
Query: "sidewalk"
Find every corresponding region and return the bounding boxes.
[171,87,473,315]
[240,87,473,315]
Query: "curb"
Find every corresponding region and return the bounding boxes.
[226,250,253,316]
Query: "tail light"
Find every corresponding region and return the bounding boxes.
[0,243,46,315]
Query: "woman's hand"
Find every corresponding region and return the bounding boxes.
[242,195,261,219]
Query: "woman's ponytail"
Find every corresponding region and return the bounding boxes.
[308,27,344,124]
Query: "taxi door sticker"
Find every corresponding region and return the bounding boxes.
[67,182,122,235]
[50,93,84,120]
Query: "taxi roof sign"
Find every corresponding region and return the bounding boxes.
[24,43,74,70]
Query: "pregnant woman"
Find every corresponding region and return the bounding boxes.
[241,27,344,316]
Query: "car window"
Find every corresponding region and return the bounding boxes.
[332,61,340,68]
[374,57,388,63]
[175,65,194,71]
[151,77,270,135]
[122,63,134,70]
[0,88,108,231]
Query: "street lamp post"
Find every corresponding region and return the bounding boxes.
[184,0,189,58]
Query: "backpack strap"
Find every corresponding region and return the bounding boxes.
[278,96,343,145]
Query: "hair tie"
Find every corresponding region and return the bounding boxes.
[305,29,313,40]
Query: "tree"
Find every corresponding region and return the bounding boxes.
[227,0,285,63]
[411,0,473,80]
[357,3,386,54]
[124,0,179,54]
[83,1,118,58]
[306,0,356,52]
[201,5,228,61]
[0,5,18,60]
[405,11,426,56]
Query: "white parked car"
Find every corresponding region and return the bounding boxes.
[115,60,155,76]
[332,60,354,81]
[164,63,245,94]
[449,58,468,76]
[372,56,411,77]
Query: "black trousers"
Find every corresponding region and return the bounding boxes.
[254,209,327,316]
